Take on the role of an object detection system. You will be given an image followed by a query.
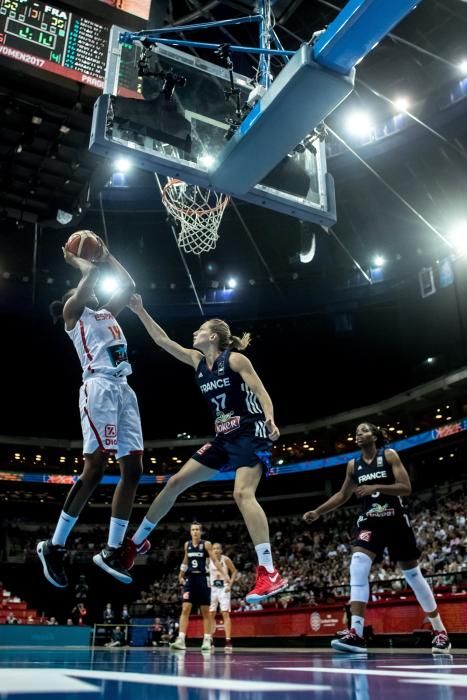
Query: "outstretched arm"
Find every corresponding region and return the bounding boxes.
[229,353,279,440]
[128,294,203,368]
[62,249,99,330]
[303,460,357,523]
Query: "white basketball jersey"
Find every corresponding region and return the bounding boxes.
[66,307,132,381]
[209,555,228,585]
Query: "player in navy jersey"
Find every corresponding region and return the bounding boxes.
[303,422,451,655]
[170,522,227,651]
[37,235,144,588]
[120,294,287,602]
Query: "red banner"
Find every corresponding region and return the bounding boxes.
[187,594,467,638]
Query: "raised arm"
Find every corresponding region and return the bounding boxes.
[303,460,357,524]
[128,294,203,368]
[229,353,279,440]
[355,449,412,499]
[96,237,136,317]
[62,249,99,330]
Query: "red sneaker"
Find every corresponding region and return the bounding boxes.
[245,566,287,603]
[120,537,151,570]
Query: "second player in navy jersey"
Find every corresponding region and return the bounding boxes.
[121,295,287,603]
[303,422,451,655]
[170,522,226,651]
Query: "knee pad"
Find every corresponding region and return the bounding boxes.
[350,552,372,603]
[403,566,436,613]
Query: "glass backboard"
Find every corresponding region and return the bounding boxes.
[90,27,337,225]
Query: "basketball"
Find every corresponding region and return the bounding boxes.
[65,231,103,262]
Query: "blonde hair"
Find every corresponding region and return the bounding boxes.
[208,319,251,351]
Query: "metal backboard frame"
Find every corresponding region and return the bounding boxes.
[90,26,337,226]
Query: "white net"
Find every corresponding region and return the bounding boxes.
[162,178,230,255]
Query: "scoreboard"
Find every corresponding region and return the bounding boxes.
[0,0,111,88]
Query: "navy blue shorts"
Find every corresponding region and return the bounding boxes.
[182,574,210,607]
[193,433,272,473]
[352,518,420,562]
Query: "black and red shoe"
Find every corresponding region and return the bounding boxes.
[331,628,367,653]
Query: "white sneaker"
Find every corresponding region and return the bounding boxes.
[200,638,212,652]
[170,637,186,650]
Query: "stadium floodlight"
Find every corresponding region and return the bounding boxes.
[394,96,410,112]
[346,110,374,136]
[99,276,119,294]
[113,157,132,173]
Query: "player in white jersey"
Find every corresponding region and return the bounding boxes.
[209,543,237,652]
[37,235,144,588]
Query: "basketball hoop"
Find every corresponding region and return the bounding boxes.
[162,178,230,255]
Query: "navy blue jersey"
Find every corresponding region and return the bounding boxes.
[352,448,407,526]
[195,350,267,440]
[186,540,208,575]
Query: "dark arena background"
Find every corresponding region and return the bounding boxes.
[2,0,467,698]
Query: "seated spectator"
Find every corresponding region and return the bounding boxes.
[105,626,126,647]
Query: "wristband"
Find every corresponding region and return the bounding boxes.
[180,564,188,572]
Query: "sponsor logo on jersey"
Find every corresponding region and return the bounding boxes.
[188,552,205,558]
[215,412,241,434]
[366,503,395,518]
[94,312,114,321]
[199,377,231,394]
[358,530,372,542]
[358,470,387,483]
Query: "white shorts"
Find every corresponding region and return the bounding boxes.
[79,377,143,460]
[209,586,231,612]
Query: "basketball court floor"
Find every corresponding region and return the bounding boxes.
[0,647,465,700]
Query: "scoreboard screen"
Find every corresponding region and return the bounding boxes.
[0,0,112,89]
[97,0,151,21]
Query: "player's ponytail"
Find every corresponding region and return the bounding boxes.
[208,319,251,352]
[229,332,251,351]
[49,289,75,324]
[49,299,65,324]
[367,423,389,448]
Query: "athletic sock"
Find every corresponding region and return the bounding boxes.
[351,615,365,638]
[179,632,186,641]
[51,511,78,547]
[107,517,129,548]
[428,614,445,632]
[132,517,156,546]
[255,543,274,573]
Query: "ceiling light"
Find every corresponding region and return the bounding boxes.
[99,276,119,294]
[113,157,132,173]
[56,209,73,225]
[450,221,467,255]
[199,153,215,168]
[373,255,385,267]
[346,111,374,137]
[459,60,467,74]
[227,277,237,289]
[394,96,409,112]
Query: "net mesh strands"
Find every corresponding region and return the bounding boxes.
[162,178,230,254]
